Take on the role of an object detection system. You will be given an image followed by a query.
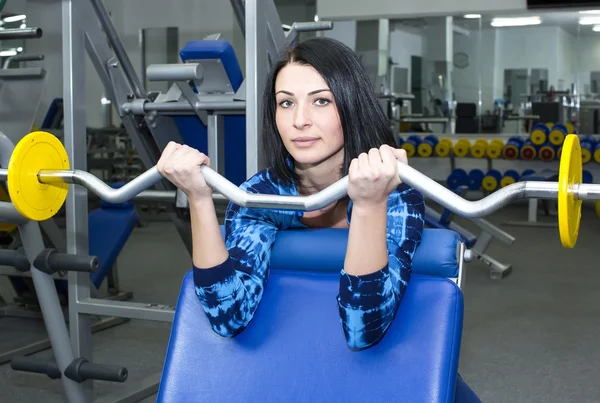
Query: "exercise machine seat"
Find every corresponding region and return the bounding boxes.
[157,228,466,402]
[218,226,461,278]
[172,40,246,186]
[88,206,138,289]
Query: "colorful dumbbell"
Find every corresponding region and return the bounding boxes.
[481,169,502,192]
[435,138,452,157]
[453,139,471,157]
[417,135,438,158]
[501,170,520,188]
[486,139,504,159]
[530,123,550,146]
[401,135,422,157]
[549,123,567,146]
[447,168,468,190]
[520,140,537,160]
[503,136,524,160]
[467,169,485,191]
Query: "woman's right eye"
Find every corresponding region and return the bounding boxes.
[278,100,293,108]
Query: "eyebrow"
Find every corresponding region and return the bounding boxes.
[275,89,331,96]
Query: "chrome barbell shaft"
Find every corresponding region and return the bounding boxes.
[0,162,595,216]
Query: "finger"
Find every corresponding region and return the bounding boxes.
[349,157,358,180]
[392,148,408,164]
[358,152,369,177]
[368,148,383,180]
[379,145,397,174]
[157,142,181,171]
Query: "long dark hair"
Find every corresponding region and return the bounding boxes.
[262,37,397,188]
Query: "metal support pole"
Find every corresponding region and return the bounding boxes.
[63,0,94,400]
[245,0,268,178]
[207,114,225,176]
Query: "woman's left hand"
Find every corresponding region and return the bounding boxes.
[347,144,408,208]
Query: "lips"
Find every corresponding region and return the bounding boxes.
[292,137,319,148]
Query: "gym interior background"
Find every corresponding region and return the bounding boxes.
[1,0,600,402]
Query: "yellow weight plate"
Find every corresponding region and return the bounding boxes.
[581,147,591,164]
[453,140,470,157]
[482,176,498,192]
[500,176,516,188]
[417,143,433,158]
[565,122,575,134]
[470,142,486,158]
[8,131,70,221]
[401,142,416,157]
[530,129,547,145]
[549,129,565,146]
[558,134,582,248]
[594,148,600,164]
[596,201,600,219]
[435,139,451,157]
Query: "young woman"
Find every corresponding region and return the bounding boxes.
[157,37,424,350]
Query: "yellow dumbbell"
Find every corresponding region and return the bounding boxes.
[486,139,504,159]
[453,138,471,158]
[470,139,488,158]
[435,138,452,157]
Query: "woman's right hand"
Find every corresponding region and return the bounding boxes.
[156,142,213,202]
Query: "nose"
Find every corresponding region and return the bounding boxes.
[293,101,311,130]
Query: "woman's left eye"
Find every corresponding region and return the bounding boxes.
[315,98,331,106]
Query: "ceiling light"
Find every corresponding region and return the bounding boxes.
[491,17,542,27]
[3,14,25,23]
[464,14,481,19]
[593,25,600,32]
[579,16,600,25]
[580,10,600,14]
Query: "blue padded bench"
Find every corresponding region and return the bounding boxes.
[171,40,246,186]
[88,199,139,289]
[158,227,479,402]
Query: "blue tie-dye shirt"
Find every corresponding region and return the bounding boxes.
[192,167,425,350]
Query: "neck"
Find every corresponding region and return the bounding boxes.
[295,148,344,196]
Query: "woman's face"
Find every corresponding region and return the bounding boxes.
[274,63,344,168]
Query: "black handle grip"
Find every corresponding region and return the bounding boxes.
[0,247,30,272]
[64,358,128,383]
[33,249,99,274]
[11,356,61,379]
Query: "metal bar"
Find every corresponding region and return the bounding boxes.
[246,0,268,177]
[230,0,246,38]
[88,0,146,99]
[76,298,174,322]
[133,190,176,202]
[64,0,94,400]
[3,54,45,69]
[0,27,42,40]
[0,201,28,224]
[122,100,246,113]
[291,22,334,32]
[574,184,600,200]
[207,114,225,176]
[30,164,565,214]
[146,63,202,81]
[0,67,45,79]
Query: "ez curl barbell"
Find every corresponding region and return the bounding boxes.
[1,131,593,248]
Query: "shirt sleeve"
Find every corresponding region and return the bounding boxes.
[337,184,425,350]
[192,180,279,338]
